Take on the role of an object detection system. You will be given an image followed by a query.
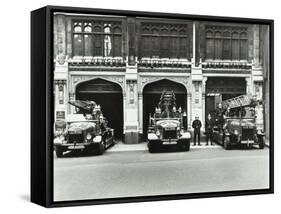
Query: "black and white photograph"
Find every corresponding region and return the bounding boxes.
[51,8,272,203]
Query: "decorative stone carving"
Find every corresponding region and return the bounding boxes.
[69,92,75,101]
[71,75,125,94]
[54,80,66,85]
[139,76,190,92]
[57,54,66,65]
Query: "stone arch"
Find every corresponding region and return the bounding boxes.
[75,77,124,138]
[140,76,189,94]
[142,78,188,138]
[71,75,125,95]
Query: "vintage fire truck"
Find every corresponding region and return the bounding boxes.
[147,90,191,153]
[53,100,114,157]
[212,95,265,150]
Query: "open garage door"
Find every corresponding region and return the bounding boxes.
[143,79,187,138]
[76,78,123,138]
[205,77,246,121]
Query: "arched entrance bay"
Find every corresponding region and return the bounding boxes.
[143,79,187,138]
[76,78,123,138]
[205,77,246,121]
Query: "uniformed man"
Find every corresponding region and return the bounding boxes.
[215,103,225,132]
[205,113,214,146]
[192,116,202,146]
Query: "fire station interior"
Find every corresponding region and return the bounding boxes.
[143,79,187,138]
[205,77,246,120]
[76,78,123,138]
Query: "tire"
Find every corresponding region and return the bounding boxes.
[148,142,156,153]
[55,147,63,158]
[223,136,231,150]
[182,141,190,151]
[98,143,105,155]
[258,137,265,149]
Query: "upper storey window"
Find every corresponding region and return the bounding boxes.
[205,25,248,60]
[139,22,189,59]
[72,20,122,57]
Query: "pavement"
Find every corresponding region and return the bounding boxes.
[107,141,221,153]
[54,142,270,202]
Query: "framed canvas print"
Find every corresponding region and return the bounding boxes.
[31,5,274,207]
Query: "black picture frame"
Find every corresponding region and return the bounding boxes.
[31,5,274,208]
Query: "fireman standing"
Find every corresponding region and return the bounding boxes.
[205,113,214,145]
[192,116,202,146]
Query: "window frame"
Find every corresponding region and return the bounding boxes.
[204,25,249,61]
[71,18,124,57]
[138,21,189,59]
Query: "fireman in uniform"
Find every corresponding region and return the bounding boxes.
[192,116,202,146]
[215,103,225,132]
[205,113,214,145]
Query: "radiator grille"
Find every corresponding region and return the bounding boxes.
[241,128,254,141]
[68,134,84,144]
[163,130,177,139]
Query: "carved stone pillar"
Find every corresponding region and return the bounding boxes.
[187,93,192,129]
[138,92,143,134]
[127,17,136,65]
[69,92,75,114]
[123,93,127,134]
[202,77,207,128]
[245,77,253,95]
[54,80,66,104]
[253,24,260,67]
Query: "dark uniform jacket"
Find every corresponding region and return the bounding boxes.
[192,119,202,133]
[205,119,214,133]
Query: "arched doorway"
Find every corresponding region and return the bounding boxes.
[143,79,187,138]
[205,77,246,121]
[76,78,123,138]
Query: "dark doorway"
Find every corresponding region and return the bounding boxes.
[143,79,187,138]
[76,78,123,138]
[205,77,246,121]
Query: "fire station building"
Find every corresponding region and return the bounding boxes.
[53,12,270,142]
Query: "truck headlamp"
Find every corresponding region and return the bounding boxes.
[234,130,239,135]
[156,130,160,136]
[86,133,92,140]
[54,137,63,144]
[93,135,102,143]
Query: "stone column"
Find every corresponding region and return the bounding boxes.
[69,92,75,114]
[253,24,260,67]
[192,22,196,65]
[187,93,192,129]
[54,14,66,58]
[245,77,253,95]
[54,82,59,107]
[138,92,143,134]
[54,80,67,120]
[123,93,127,134]
[202,77,207,129]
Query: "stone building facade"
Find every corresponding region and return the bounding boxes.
[53,12,270,142]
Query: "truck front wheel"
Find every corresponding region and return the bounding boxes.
[258,137,265,149]
[55,147,64,158]
[223,136,231,150]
